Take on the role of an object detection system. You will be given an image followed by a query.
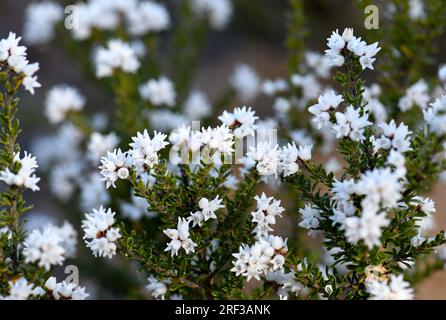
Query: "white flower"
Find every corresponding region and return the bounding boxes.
[163,217,197,257]
[374,120,412,153]
[99,149,132,188]
[231,236,288,281]
[410,196,436,216]
[356,167,403,215]
[68,0,138,40]
[23,1,63,45]
[139,76,176,107]
[439,65,446,83]
[0,151,40,191]
[191,0,232,30]
[304,51,332,78]
[423,95,446,136]
[229,64,260,102]
[360,43,381,70]
[273,97,291,116]
[146,276,168,300]
[44,85,85,124]
[309,91,343,129]
[129,130,169,172]
[87,132,120,163]
[246,142,279,176]
[344,211,390,249]
[218,106,258,139]
[367,274,413,300]
[278,143,313,177]
[409,0,425,20]
[324,28,380,70]
[2,278,34,300]
[82,206,121,258]
[49,161,83,201]
[251,193,285,236]
[183,90,211,120]
[126,1,170,36]
[299,204,321,234]
[94,39,140,78]
[398,80,429,111]
[34,277,89,300]
[148,110,187,131]
[0,32,40,94]
[197,125,234,156]
[46,221,78,258]
[332,106,372,141]
[23,227,66,270]
[198,196,225,221]
[261,78,288,96]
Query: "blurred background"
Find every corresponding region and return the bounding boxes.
[1,0,445,299]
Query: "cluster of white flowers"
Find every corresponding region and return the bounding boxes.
[87,132,120,163]
[129,130,169,171]
[126,1,170,36]
[218,106,258,139]
[163,217,197,257]
[304,51,333,79]
[44,85,86,124]
[410,196,436,247]
[188,196,225,227]
[373,120,412,153]
[34,277,89,300]
[145,276,169,299]
[366,274,414,300]
[265,271,303,300]
[99,149,132,188]
[325,28,381,70]
[261,78,288,96]
[290,74,321,108]
[197,125,235,158]
[183,90,211,120]
[139,76,176,107]
[246,142,279,176]
[148,109,188,131]
[82,206,122,258]
[423,95,446,136]
[363,84,387,123]
[0,32,40,94]
[94,39,140,78]
[250,193,285,236]
[44,0,171,41]
[398,80,430,111]
[229,64,260,102]
[308,91,343,129]
[46,221,78,258]
[0,152,40,191]
[278,143,312,177]
[231,235,288,281]
[191,0,233,30]
[247,139,313,178]
[231,193,289,286]
[332,106,372,142]
[299,204,322,237]
[328,167,404,249]
[23,227,66,270]
[0,278,35,300]
[23,1,63,45]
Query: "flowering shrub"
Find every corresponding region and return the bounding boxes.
[1,0,446,300]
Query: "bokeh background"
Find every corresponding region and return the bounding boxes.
[1,0,445,299]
